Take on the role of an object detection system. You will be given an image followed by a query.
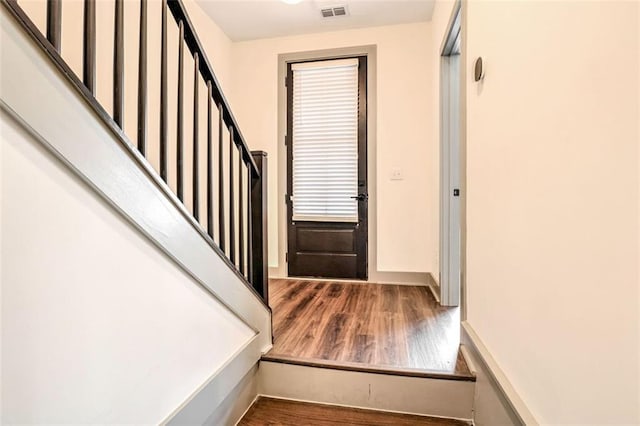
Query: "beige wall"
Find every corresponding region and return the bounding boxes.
[463,0,640,423]
[230,22,436,274]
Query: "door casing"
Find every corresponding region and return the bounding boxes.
[440,3,462,307]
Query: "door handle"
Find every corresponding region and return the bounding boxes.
[350,194,368,201]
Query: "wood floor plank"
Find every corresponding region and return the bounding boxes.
[266,279,472,377]
[238,397,471,426]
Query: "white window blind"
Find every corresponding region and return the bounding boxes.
[291,58,359,223]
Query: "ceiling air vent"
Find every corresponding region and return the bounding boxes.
[333,6,347,16]
[321,5,349,18]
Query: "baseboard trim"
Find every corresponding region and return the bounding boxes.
[426,273,441,303]
[461,321,538,425]
[427,285,441,303]
[163,335,262,425]
[368,271,431,285]
[205,365,260,426]
[269,274,431,286]
[233,394,260,426]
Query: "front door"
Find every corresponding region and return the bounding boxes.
[286,57,368,279]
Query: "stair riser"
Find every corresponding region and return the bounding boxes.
[258,361,474,420]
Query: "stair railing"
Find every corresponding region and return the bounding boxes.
[1,0,269,304]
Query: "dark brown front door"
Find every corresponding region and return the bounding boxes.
[286,57,368,280]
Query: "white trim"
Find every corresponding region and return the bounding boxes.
[458,345,476,374]
[440,1,462,56]
[164,336,262,425]
[461,321,539,425]
[439,2,463,307]
[233,394,260,426]
[427,283,441,303]
[427,272,441,302]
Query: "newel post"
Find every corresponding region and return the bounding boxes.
[250,151,268,304]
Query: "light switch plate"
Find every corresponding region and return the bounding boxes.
[391,169,404,180]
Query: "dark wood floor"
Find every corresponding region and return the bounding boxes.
[238,397,471,426]
[264,279,472,378]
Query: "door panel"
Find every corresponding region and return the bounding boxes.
[296,229,355,253]
[287,57,368,280]
[295,253,358,279]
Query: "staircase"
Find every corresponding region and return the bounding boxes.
[1,0,479,423]
[1,0,270,423]
[2,0,269,300]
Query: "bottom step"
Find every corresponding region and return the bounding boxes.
[238,397,471,426]
[258,360,474,420]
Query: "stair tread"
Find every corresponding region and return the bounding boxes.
[267,279,473,379]
[238,397,471,426]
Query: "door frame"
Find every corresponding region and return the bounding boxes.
[275,46,381,281]
[285,56,369,280]
[440,1,463,307]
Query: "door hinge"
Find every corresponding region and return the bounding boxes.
[285,252,288,262]
[284,134,288,146]
[285,193,290,204]
[285,75,289,87]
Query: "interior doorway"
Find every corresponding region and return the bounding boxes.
[285,57,368,280]
[440,3,462,307]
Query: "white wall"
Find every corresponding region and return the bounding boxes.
[463,1,640,423]
[0,112,254,424]
[230,22,436,274]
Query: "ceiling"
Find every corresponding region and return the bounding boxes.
[196,0,436,42]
